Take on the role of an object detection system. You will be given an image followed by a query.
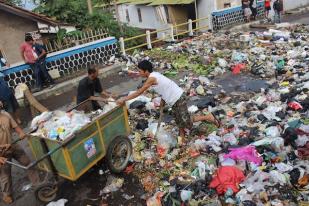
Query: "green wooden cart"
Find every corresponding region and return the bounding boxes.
[6,101,132,202]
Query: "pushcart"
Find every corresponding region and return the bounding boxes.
[6,100,132,202]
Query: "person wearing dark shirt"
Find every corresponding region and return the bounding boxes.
[77,66,114,110]
[0,73,21,124]
[273,0,283,23]
[33,42,54,88]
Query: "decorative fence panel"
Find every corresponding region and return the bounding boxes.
[2,37,118,88]
[212,2,265,30]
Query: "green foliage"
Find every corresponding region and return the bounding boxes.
[34,0,143,48]
[5,0,23,6]
[144,48,215,76]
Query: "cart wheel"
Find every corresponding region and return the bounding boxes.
[106,136,132,173]
[35,183,58,203]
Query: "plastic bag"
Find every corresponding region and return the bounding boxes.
[288,101,303,110]
[126,93,151,108]
[232,63,246,75]
[224,146,262,165]
[232,51,248,62]
[47,199,68,206]
[31,111,53,129]
[223,133,238,145]
[101,176,124,193]
[265,126,280,138]
[269,170,288,185]
[255,96,267,106]
[218,58,228,68]
[145,123,164,137]
[243,171,270,193]
[296,135,309,147]
[198,76,210,85]
[275,163,293,172]
[156,129,176,158]
[196,85,205,95]
[102,101,117,114]
[146,191,164,206]
[262,105,282,121]
[180,190,193,202]
[196,161,206,179]
[188,105,199,114]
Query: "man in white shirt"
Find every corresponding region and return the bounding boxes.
[117,60,220,138]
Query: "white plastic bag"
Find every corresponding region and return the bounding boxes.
[47,199,68,206]
[265,126,280,138]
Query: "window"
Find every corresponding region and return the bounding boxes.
[224,3,231,8]
[164,5,170,23]
[137,8,142,22]
[125,9,130,22]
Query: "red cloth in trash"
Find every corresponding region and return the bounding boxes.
[232,64,246,74]
[298,142,309,158]
[288,101,303,110]
[209,166,245,195]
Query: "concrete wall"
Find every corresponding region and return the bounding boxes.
[216,0,241,10]
[268,0,309,19]
[118,4,167,29]
[283,0,309,10]
[2,37,118,88]
[0,11,38,64]
[197,0,216,30]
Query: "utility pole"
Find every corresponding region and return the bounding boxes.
[87,0,93,15]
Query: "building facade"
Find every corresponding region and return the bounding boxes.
[0,1,75,65]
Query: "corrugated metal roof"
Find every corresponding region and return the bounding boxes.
[117,0,194,5]
[117,0,135,4]
[148,0,194,5]
[130,0,154,5]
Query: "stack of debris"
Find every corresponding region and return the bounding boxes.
[116,24,309,205]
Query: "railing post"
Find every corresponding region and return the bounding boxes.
[146,30,152,49]
[119,37,126,56]
[170,25,175,42]
[208,14,213,31]
[188,19,193,36]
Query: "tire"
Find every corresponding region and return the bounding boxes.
[106,136,132,173]
[35,183,58,203]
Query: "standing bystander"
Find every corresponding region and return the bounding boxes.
[33,40,55,88]
[242,0,252,22]
[0,102,39,204]
[265,0,271,19]
[0,73,21,124]
[273,0,283,23]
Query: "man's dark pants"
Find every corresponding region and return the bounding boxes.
[30,61,54,89]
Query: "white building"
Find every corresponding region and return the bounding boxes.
[115,0,241,33]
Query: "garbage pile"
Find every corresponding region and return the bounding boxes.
[120,24,309,205]
[121,24,309,80]
[30,102,117,141]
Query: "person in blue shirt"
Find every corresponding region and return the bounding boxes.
[0,73,21,124]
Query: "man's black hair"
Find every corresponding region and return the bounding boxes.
[25,35,33,42]
[88,65,98,75]
[138,60,153,73]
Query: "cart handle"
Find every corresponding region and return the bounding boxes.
[67,96,118,112]
[5,143,63,170]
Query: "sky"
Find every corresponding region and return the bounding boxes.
[24,0,37,10]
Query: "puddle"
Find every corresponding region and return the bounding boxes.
[213,72,269,93]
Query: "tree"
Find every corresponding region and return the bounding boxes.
[34,0,142,47]
[5,0,23,6]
